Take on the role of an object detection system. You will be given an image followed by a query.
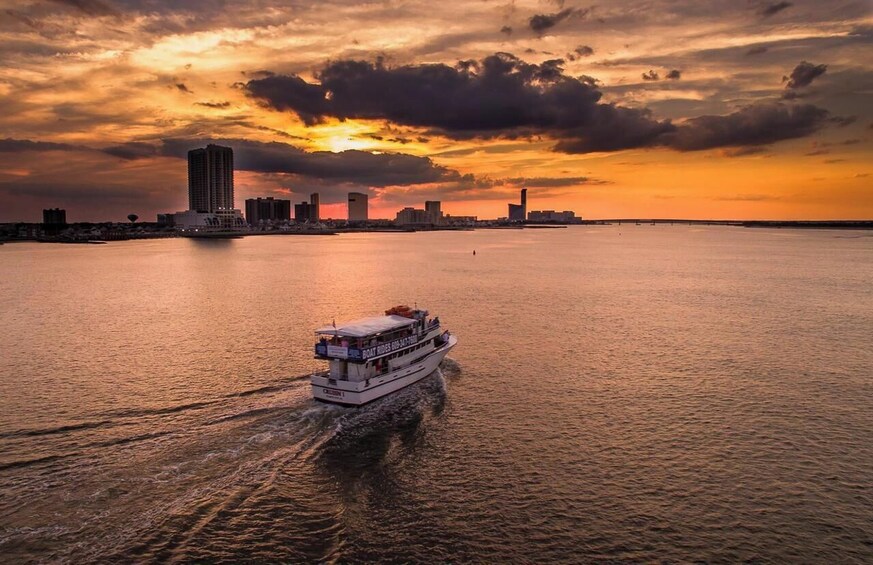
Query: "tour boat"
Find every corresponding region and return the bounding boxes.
[311,306,458,406]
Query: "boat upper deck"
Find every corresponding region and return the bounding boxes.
[315,315,416,338]
[315,307,440,362]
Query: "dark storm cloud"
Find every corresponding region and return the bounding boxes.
[175,83,193,93]
[246,74,330,126]
[783,61,827,89]
[666,69,681,80]
[0,138,82,152]
[159,138,460,187]
[550,105,676,153]
[529,8,582,34]
[746,46,768,56]
[722,146,768,157]
[1,136,459,188]
[194,100,231,108]
[760,1,792,17]
[242,70,276,79]
[830,115,857,127]
[501,176,601,187]
[247,53,675,153]
[45,0,119,17]
[566,45,594,61]
[500,25,512,35]
[102,141,159,160]
[2,181,137,202]
[2,137,163,161]
[665,103,829,151]
[247,53,834,154]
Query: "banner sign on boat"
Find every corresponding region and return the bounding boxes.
[326,345,348,359]
[356,335,419,360]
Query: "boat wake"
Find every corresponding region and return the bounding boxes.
[0,361,459,563]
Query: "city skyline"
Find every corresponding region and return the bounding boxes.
[0,1,871,222]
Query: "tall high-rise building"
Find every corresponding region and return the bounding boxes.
[508,188,528,221]
[188,144,234,213]
[295,201,312,222]
[42,208,67,225]
[424,200,442,225]
[508,204,525,221]
[521,188,527,219]
[310,193,320,222]
[246,197,291,225]
[348,192,368,222]
[42,208,67,236]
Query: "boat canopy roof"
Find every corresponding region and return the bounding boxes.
[315,315,416,338]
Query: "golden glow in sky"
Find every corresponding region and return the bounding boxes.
[0,0,870,221]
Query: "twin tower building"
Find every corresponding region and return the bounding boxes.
[172,144,368,229]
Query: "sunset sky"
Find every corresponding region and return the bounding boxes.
[0,0,871,221]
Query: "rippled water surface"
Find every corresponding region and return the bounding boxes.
[1,226,872,563]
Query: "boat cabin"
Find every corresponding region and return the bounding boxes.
[314,307,443,381]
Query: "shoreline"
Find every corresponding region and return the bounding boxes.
[2,220,872,245]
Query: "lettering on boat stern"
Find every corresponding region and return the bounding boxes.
[323,388,344,398]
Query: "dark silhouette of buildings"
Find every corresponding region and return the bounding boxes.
[310,193,320,222]
[295,201,313,222]
[156,213,175,226]
[188,144,234,212]
[42,208,67,236]
[425,200,442,224]
[42,208,66,225]
[528,210,580,222]
[508,188,527,221]
[246,197,291,225]
[348,192,368,221]
[395,207,431,225]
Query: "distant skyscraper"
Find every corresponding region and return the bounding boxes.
[425,200,442,225]
[246,197,290,225]
[521,188,527,219]
[508,204,525,221]
[42,208,66,225]
[188,144,234,212]
[348,192,368,222]
[395,207,435,225]
[310,193,320,222]
[295,201,312,222]
[508,188,527,221]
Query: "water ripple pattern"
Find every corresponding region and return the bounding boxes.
[1,226,871,562]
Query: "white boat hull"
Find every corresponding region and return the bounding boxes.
[311,335,457,406]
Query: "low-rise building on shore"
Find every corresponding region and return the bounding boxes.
[528,210,582,223]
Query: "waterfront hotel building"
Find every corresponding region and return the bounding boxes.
[188,144,234,213]
[172,144,245,230]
